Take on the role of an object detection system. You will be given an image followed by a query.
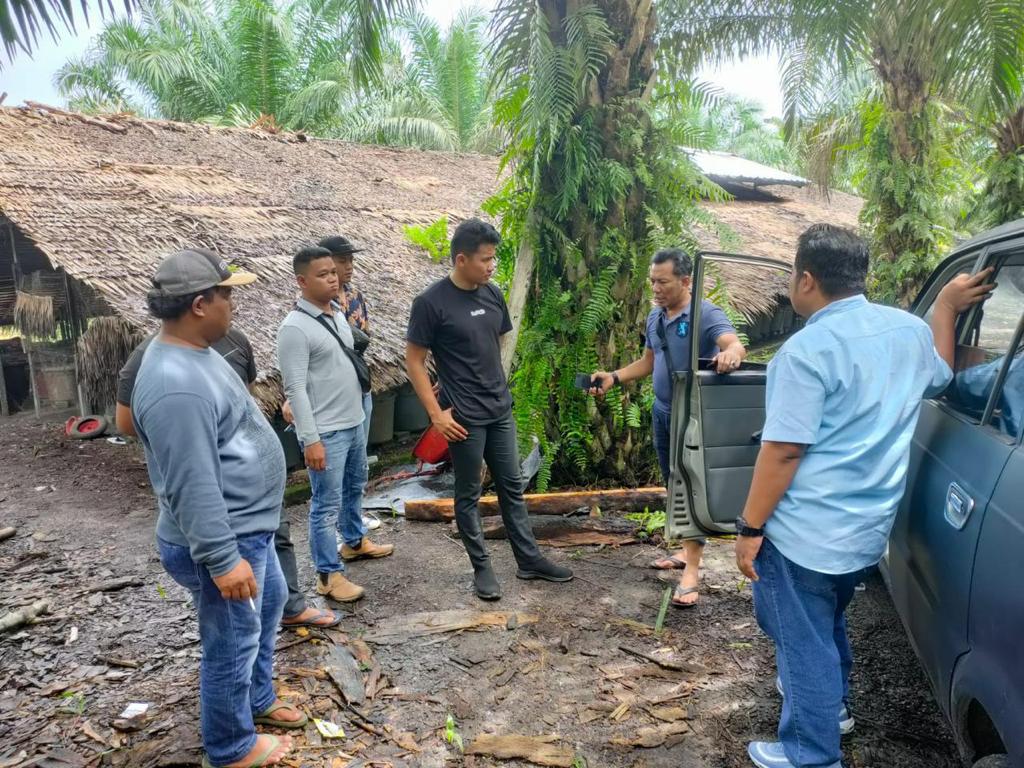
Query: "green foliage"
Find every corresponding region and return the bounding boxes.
[669,0,1024,306]
[2,0,137,66]
[489,0,720,486]
[53,0,494,151]
[626,507,667,537]
[444,713,463,752]
[339,7,501,151]
[402,217,449,263]
[60,691,87,715]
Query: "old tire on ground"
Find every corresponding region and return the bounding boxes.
[973,755,1009,768]
[69,416,108,440]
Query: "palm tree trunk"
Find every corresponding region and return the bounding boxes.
[514,0,661,485]
[983,106,1024,226]
[863,41,940,306]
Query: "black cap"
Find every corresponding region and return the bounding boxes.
[318,235,363,256]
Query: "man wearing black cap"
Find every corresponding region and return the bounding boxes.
[318,234,381,532]
[132,249,303,768]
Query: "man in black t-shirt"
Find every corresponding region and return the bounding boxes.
[116,328,341,631]
[406,219,573,600]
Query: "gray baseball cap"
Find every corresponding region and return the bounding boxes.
[150,248,257,297]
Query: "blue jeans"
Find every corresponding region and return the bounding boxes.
[305,427,367,573]
[652,400,672,483]
[158,531,287,766]
[753,538,865,767]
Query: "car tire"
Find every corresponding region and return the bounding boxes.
[69,416,109,440]
[973,755,1009,768]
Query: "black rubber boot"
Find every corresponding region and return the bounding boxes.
[473,563,502,601]
[516,557,574,583]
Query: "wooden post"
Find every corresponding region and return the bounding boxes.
[61,268,86,415]
[7,223,38,417]
[500,212,537,376]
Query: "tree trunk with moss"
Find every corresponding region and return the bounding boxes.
[861,38,945,306]
[494,0,697,487]
[982,105,1024,227]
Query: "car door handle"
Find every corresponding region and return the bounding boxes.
[751,430,763,443]
[944,483,975,530]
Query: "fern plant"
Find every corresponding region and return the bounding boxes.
[489,0,718,487]
[403,217,449,263]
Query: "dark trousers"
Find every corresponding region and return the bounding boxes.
[448,410,541,568]
[275,513,306,618]
[753,538,864,767]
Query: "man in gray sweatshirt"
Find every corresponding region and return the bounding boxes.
[132,249,303,768]
[277,246,394,604]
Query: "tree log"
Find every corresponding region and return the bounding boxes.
[405,487,665,522]
[0,599,51,632]
[481,515,639,547]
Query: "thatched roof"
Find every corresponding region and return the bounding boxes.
[0,104,863,407]
[0,104,501,402]
[696,182,864,319]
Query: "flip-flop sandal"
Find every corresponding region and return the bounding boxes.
[671,585,700,608]
[202,735,284,768]
[651,555,687,570]
[280,608,341,629]
[253,702,309,730]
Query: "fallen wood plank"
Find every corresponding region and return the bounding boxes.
[0,527,15,542]
[466,734,574,767]
[324,644,365,706]
[481,515,638,547]
[608,721,689,748]
[618,645,700,674]
[405,487,666,522]
[80,577,144,595]
[363,609,538,644]
[0,599,51,632]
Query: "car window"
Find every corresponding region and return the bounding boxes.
[707,260,793,367]
[944,260,1024,438]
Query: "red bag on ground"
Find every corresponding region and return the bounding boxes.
[413,425,450,465]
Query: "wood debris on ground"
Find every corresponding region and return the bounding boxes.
[362,609,538,643]
[465,733,576,767]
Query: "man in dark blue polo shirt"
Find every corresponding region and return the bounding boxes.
[591,247,745,606]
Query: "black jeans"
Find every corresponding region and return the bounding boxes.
[448,410,541,568]
[275,513,306,618]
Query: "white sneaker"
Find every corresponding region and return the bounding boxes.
[775,676,855,735]
[362,512,381,531]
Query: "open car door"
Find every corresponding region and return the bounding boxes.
[665,252,792,540]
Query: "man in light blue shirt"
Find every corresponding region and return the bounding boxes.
[733,225,952,768]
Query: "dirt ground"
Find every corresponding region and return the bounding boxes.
[1,417,963,768]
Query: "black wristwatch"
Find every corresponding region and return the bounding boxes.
[735,516,764,537]
[611,371,621,387]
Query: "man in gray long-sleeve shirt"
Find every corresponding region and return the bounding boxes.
[277,246,394,604]
[133,249,303,768]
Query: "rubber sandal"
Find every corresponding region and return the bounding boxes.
[202,735,284,768]
[651,555,687,570]
[671,585,699,608]
[253,702,308,730]
[280,608,341,629]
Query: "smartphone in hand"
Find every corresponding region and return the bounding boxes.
[575,372,596,391]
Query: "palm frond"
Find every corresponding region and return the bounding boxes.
[1,0,136,66]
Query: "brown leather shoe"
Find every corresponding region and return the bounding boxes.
[341,538,394,562]
[316,572,364,602]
